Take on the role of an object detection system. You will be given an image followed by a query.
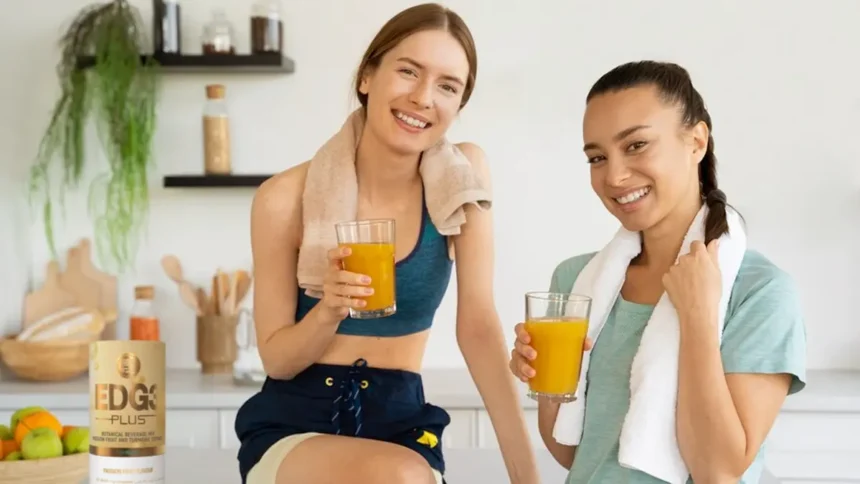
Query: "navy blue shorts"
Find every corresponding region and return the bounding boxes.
[234,359,450,483]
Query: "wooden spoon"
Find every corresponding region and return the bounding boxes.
[179,281,204,316]
[196,287,209,316]
[234,270,252,308]
[162,254,206,316]
[161,255,185,284]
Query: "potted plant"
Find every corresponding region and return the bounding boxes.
[29,0,160,272]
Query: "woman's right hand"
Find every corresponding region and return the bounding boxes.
[509,323,537,382]
[318,246,374,323]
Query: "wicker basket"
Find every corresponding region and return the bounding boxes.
[0,452,88,484]
[0,309,110,382]
[0,335,98,382]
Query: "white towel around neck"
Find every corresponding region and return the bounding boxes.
[551,204,747,484]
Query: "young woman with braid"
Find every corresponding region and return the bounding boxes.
[510,61,807,483]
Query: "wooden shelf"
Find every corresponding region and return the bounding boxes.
[76,53,295,74]
[163,174,272,188]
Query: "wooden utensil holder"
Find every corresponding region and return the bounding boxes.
[196,314,238,374]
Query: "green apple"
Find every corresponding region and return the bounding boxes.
[20,427,63,460]
[10,406,45,431]
[62,427,89,455]
[4,451,22,461]
[0,424,12,440]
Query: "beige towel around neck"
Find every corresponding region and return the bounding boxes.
[296,108,492,298]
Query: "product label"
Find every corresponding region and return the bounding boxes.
[90,455,165,484]
[89,341,166,484]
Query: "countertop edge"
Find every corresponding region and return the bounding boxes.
[0,368,856,413]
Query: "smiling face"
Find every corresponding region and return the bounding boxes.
[358,29,470,155]
[582,85,708,232]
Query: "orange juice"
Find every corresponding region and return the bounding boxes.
[525,317,588,397]
[340,242,396,313]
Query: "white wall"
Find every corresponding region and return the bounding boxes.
[2,0,858,370]
[0,17,33,339]
[0,179,31,339]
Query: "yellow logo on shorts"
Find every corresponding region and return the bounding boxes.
[416,430,438,448]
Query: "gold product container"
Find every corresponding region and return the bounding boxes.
[89,340,166,483]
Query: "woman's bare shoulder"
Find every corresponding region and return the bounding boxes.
[455,142,491,186]
[251,162,310,244]
[255,162,309,207]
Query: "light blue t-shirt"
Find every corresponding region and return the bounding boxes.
[548,249,807,484]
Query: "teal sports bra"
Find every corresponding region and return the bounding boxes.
[294,203,453,337]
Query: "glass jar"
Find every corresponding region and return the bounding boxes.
[203,84,231,174]
[202,9,236,55]
[250,1,283,54]
[154,0,182,54]
[130,286,160,341]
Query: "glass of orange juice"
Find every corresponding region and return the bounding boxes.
[524,292,591,403]
[335,219,397,319]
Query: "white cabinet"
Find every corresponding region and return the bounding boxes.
[0,368,856,482]
[442,410,476,449]
[51,410,89,427]
[219,410,240,449]
[165,410,220,449]
[476,409,542,449]
[765,412,860,481]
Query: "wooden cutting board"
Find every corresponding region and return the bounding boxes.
[75,238,118,314]
[59,246,102,312]
[23,261,79,326]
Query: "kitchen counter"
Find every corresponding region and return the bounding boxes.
[0,367,857,412]
[0,368,860,412]
[0,367,512,410]
[1,368,849,482]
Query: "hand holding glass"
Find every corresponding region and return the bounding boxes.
[334,219,397,319]
[523,292,591,403]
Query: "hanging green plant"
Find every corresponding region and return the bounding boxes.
[29,0,160,272]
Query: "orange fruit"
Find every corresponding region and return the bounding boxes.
[61,425,76,438]
[14,411,62,447]
[1,439,18,457]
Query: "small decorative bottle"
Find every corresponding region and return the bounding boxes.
[130,285,161,341]
[203,84,231,174]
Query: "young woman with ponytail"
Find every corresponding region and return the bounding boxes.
[510,61,807,483]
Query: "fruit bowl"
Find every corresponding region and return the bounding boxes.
[0,406,90,483]
[0,452,88,483]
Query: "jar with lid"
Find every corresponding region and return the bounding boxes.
[202,9,236,55]
[250,0,283,54]
[203,84,231,174]
[130,286,160,341]
[153,0,182,54]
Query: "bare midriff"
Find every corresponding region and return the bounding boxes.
[316,330,430,373]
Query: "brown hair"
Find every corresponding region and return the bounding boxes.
[354,3,478,109]
[586,61,730,244]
